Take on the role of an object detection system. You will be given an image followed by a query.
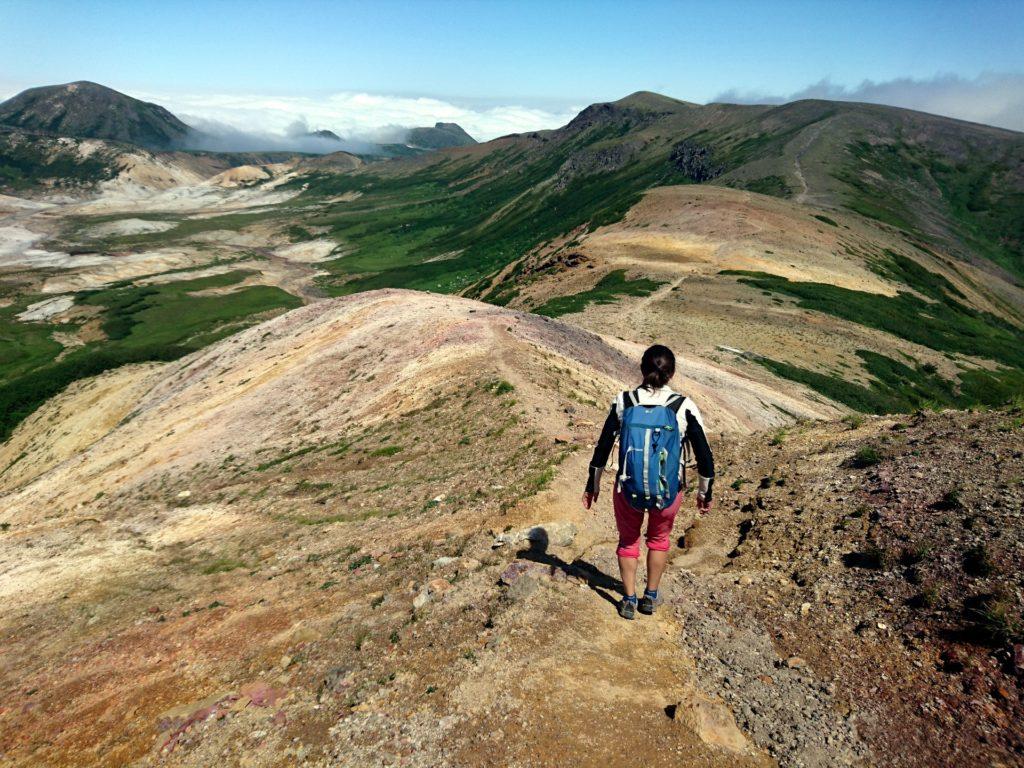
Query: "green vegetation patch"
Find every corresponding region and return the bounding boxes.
[283,122,679,296]
[0,136,118,190]
[834,138,1024,280]
[0,301,70,384]
[0,271,301,442]
[532,269,664,317]
[755,350,1022,414]
[730,175,793,198]
[77,270,301,350]
[723,255,1024,370]
[201,557,248,575]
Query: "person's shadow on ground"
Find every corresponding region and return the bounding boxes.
[515,528,621,607]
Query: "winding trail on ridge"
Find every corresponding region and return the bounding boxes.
[792,120,829,206]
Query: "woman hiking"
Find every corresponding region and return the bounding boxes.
[582,344,715,620]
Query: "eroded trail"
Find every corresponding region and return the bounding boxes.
[792,120,828,206]
[445,447,866,767]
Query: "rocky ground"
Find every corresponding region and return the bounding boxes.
[702,408,1024,767]
[0,290,1021,767]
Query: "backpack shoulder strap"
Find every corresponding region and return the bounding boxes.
[622,389,639,409]
[667,393,686,413]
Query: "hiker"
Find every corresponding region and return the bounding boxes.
[582,344,715,620]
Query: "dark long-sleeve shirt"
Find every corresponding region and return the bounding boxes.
[585,387,715,500]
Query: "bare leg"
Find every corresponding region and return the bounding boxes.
[617,555,638,596]
[645,548,669,593]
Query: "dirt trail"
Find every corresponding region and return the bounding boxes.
[466,437,870,767]
[792,120,828,206]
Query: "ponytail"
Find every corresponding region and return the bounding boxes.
[640,344,675,390]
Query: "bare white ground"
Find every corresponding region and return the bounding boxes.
[86,218,177,237]
[16,295,75,321]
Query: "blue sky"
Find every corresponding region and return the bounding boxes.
[2,0,1022,139]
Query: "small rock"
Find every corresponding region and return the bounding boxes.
[554,434,573,444]
[800,602,811,617]
[785,656,807,669]
[427,578,452,595]
[432,556,459,569]
[736,575,753,586]
[176,490,191,499]
[507,574,540,601]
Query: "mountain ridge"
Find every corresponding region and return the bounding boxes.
[1,79,1024,768]
[0,80,194,149]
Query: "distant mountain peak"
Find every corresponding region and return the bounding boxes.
[612,91,699,111]
[406,122,476,150]
[307,129,342,142]
[0,81,192,149]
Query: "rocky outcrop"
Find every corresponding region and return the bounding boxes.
[670,139,723,182]
[553,141,644,191]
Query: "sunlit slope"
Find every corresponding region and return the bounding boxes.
[269,92,1023,296]
[2,91,1021,433]
[0,289,833,766]
[506,184,1024,414]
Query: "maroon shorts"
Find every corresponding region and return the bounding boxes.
[613,487,682,558]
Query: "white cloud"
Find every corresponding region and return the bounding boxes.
[713,72,1024,132]
[137,88,582,149]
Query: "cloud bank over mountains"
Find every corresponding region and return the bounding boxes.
[139,89,583,151]
[714,72,1024,132]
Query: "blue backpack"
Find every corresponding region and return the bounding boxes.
[617,389,685,510]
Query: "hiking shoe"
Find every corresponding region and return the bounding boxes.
[617,597,636,620]
[638,593,663,615]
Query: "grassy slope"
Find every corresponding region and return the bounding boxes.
[721,247,1024,412]
[0,271,301,441]
[833,133,1024,281]
[2,94,1022,435]
[0,131,119,190]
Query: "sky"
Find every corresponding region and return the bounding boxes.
[1,0,1022,145]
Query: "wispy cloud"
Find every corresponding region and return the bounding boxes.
[714,72,1024,132]
[138,89,582,151]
